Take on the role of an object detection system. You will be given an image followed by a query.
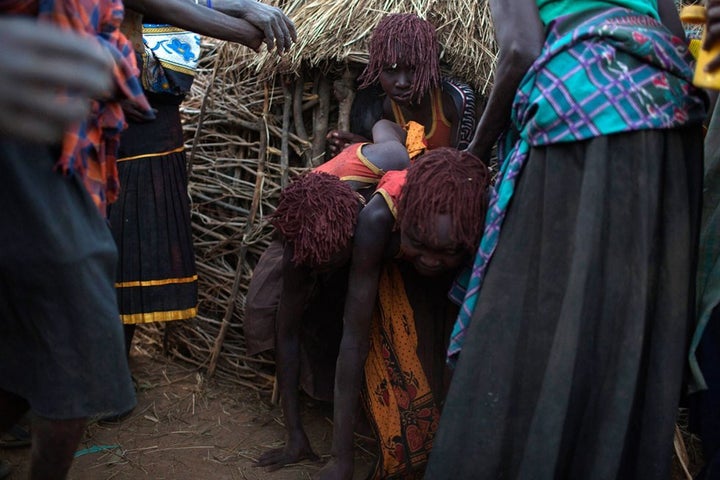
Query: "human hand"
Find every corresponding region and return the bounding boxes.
[121,100,158,123]
[706,0,720,72]
[256,432,319,471]
[0,18,114,143]
[326,130,368,157]
[312,456,353,480]
[214,0,296,53]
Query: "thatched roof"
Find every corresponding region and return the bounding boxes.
[252,0,496,93]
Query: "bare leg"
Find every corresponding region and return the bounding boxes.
[30,416,86,480]
[257,254,318,470]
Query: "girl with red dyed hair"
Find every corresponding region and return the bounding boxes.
[247,120,422,469]
[326,13,478,158]
[316,147,489,480]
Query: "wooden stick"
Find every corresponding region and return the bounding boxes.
[293,77,312,166]
[187,43,225,177]
[270,376,280,406]
[310,73,331,167]
[334,67,356,132]
[207,82,271,378]
[281,77,293,188]
[673,424,693,480]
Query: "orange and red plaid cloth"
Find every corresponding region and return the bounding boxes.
[2,0,151,213]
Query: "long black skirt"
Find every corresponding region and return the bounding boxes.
[108,101,198,324]
[425,127,702,480]
[0,140,135,419]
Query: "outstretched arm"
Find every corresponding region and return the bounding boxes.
[124,0,265,51]
[465,0,544,161]
[212,0,297,52]
[257,246,319,470]
[314,197,395,480]
[325,95,394,157]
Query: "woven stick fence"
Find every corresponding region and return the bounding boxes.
[139,1,497,392]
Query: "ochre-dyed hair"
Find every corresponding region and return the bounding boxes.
[358,13,440,103]
[271,171,360,267]
[398,147,489,253]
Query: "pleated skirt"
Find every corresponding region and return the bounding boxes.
[425,127,703,480]
[108,102,198,324]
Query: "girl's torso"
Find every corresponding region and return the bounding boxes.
[389,87,453,150]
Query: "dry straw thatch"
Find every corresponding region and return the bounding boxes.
[151,1,497,392]
[251,0,497,93]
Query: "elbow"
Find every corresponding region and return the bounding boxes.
[382,142,411,171]
[498,39,541,79]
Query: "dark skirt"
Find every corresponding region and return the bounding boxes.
[244,240,348,401]
[688,305,720,479]
[425,127,702,480]
[244,240,285,356]
[0,140,135,419]
[108,102,198,324]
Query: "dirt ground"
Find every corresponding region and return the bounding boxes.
[0,345,706,480]
[1,350,375,480]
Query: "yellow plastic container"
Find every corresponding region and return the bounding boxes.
[681,5,720,90]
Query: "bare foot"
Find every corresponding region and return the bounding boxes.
[312,456,353,480]
[256,433,318,471]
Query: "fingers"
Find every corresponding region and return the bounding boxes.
[326,140,349,156]
[122,100,158,123]
[0,94,91,143]
[0,18,115,142]
[705,4,720,74]
[265,18,292,54]
[275,12,297,52]
[2,20,113,98]
[325,130,355,156]
[263,24,277,52]
[706,53,720,73]
[706,4,720,49]
[251,3,296,54]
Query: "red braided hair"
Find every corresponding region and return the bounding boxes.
[271,172,360,267]
[358,13,440,103]
[398,147,489,253]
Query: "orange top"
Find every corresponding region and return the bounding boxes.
[315,122,427,186]
[391,87,452,150]
[374,170,407,220]
[314,143,385,185]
